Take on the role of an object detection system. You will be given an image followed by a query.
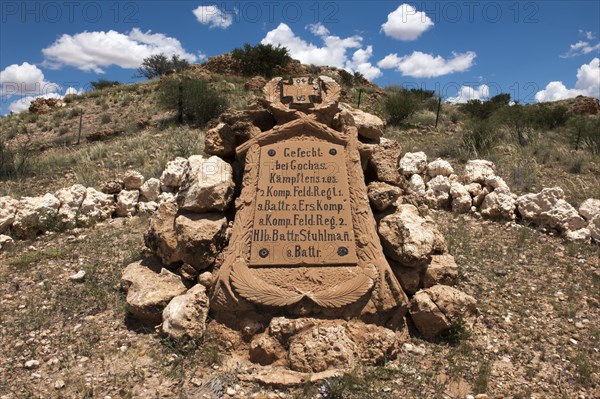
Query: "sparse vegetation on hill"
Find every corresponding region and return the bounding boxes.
[231,43,292,78]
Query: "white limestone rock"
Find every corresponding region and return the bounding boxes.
[123,170,145,190]
[399,152,428,176]
[177,155,234,213]
[0,196,18,234]
[140,178,161,202]
[115,190,140,217]
[579,198,600,221]
[162,284,209,340]
[55,184,86,227]
[12,194,61,238]
[427,159,454,177]
[463,160,496,184]
[78,188,115,225]
[160,157,188,192]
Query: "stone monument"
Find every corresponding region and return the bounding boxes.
[211,76,408,325]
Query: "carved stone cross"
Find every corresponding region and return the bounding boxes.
[280,77,322,105]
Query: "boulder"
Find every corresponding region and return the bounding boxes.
[161,284,209,339]
[425,175,451,209]
[345,321,397,365]
[78,188,115,225]
[101,180,123,195]
[288,324,357,372]
[579,198,600,221]
[250,333,287,366]
[55,184,86,227]
[427,159,454,177]
[174,213,228,271]
[244,76,267,91]
[517,187,564,221]
[541,199,587,232]
[121,258,188,324]
[407,174,426,197]
[481,187,516,220]
[367,138,402,185]
[423,254,458,288]
[464,183,482,198]
[12,194,61,238]
[123,170,144,190]
[399,152,427,176]
[144,201,181,265]
[450,183,472,214]
[160,157,188,192]
[565,228,591,242]
[484,175,509,191]
[115,190,139,217]
[348,109,385,139]
[204,122,235,157]
[137,201,159,215]
[177,155,234,213]
[0,196,18,234]
[409,285,476,339]
[367,181,402,211]
[139,178,161,202]
[589,214,600,242]
[378,204,446,266]
[473,187,489,208]
[463,160,496,184]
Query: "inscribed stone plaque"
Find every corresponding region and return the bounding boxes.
[249,140,358,266]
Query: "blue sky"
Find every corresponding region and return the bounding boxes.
[1,1,599,114]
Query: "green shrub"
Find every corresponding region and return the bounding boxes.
[231,43,292,78]
[90,78,121,91]
[531,104,569,130]
[0,135,33,179]
[460,119,503,157]
[383,90,419,125]
[100,114,111,124]
[157,78,227,126]
[568,115,600,154]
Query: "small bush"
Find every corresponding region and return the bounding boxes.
[531,104,569,130]
[100,114,111,124]
[90,78,121,91]
[231,43,292,78]
[383,90,419,125]
[569,115,600,154]
[157,78,227,126]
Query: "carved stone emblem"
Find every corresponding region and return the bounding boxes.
[280,77,322,106]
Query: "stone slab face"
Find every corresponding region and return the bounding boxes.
[209,77,408,322]
[249,141,357,267]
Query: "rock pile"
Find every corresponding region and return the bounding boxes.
[367,149,600,244]
[117,81,479,377]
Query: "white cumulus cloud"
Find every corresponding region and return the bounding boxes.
[377,51,476,78]
[261,23,382,80]
[446,84,490,104]
[535,58,600,102]
[0,62,59,97]
[381,4,434,41]
[192,5,233,29]
[42,28,198,73]
[560,40,600,58]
